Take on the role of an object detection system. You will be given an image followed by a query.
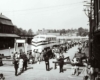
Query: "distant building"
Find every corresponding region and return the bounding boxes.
[36,29,60,36]
[36,29,78,36]
[0,13,19,49]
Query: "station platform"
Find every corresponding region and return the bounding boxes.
[0,45,86,80]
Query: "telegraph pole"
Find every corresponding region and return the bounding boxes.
[83,0,94,80]
[89,0,93,63]
[83,0,93,63]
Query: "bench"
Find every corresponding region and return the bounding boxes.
[52,56,71,69]
[52,61,71,69]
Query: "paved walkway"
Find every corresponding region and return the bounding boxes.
[0,45,85,80]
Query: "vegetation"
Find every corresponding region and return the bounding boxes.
[14,26,34,35]
[38,27,89,36]
[14,26,88,36]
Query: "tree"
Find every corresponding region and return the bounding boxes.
[78,27,88,36]
[77,27,83,36]
[23,30,27,35]
[19,28,24,35]
[27,29,34,35]
[14,26,19,35]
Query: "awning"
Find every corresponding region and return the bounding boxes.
[0,33,19,37]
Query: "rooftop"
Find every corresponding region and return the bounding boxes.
[0,13,10,20]
[0,13,14,26]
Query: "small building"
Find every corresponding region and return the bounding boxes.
[0,13,19,49]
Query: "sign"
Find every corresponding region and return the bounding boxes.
[15,39,26,43]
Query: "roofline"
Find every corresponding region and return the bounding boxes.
[0,17,11,21]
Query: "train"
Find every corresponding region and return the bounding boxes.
[31,34,59,59]
[31,34,88,59]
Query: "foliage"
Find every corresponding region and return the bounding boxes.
[37,27,88,36]
[77,27,89,36]
[27,29,34,35]
[14,26,34,35]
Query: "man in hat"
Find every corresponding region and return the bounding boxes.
[44,55,50,71]
[58,56,64,73]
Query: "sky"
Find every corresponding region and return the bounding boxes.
[0,0,89,33]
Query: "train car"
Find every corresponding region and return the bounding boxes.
[31,34,58,59]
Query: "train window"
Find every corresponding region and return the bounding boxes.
[40,37,45,38]
[52,38,54,40]
[51,38,53,40]
[46,38,49,41]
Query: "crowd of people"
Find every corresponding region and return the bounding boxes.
[11,40,100,80]
[11,41,78,76]
[1,40,95,80]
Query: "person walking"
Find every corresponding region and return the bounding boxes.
[44,55,50,71]
[58,56,64,73]
[13,52,19,76]
[20,52,28,72]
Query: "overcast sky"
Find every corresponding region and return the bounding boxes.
[0,0,89,33]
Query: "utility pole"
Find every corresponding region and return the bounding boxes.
[89,0,93,63]
[83,0,94,80]
[83,0,94,63]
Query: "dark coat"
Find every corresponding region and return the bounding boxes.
[44,56,49,64]
[20,53,27,61]
[58,58,64,65]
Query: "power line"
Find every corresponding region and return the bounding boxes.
[10,5,82,17]
[1,1,83,13]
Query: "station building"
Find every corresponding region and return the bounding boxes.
[0,13,19,49]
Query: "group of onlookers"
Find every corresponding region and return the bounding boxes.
[12,51,28,76]
[70,42,99,80]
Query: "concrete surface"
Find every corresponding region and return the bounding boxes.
[0,45,85,80]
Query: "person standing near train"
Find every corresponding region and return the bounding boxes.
[58,56,64,73]
[44,55,50,71]
[20,52,28,72]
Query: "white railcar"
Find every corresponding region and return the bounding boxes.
[31,35,58,56]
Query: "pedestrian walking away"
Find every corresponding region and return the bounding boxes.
[58,56,64,73]
[44,55,50,71]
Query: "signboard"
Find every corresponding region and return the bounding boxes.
[15,39,26,43]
